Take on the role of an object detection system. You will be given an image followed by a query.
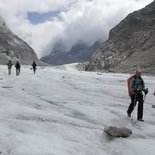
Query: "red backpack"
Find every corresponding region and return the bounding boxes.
[127,76,133,96]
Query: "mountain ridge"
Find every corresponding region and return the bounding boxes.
[0,16,43,65]
[41,40,101,65]
[86,1,155,74]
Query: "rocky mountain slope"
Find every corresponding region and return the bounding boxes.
[0,17,42,65]
[87,1,155,74]
[41,40,101,66]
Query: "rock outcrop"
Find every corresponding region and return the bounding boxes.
[104,126,132,138]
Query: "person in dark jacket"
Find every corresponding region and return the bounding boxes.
[7,60,13,75]
[15,61,21,76]
[127,70,148,121]
[32,61,37,74]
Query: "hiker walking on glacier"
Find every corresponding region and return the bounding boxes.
[15,61,21,76]
[7,60,13,75]
[127,70,148,121]
[32,61,37,74]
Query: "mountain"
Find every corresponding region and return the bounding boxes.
[41,40,101,65]
[86,1,155,74]
[0,17,42,65]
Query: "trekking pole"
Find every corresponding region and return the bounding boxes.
[131,93,137,120]
[143,94,146,102]
[143,88,148,102]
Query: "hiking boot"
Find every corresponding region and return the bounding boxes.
[127,113,131,118]
[138,119,144,122]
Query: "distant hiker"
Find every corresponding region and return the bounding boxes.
[127,70,148,121]
[32,61,37,74]
[7,60,13,75]
[15,61,21,76]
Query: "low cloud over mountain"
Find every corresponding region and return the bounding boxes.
[0,0,153,57]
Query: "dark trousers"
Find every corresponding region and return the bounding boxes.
[8,69,11,75]
[16,68,20,76]
[33,67,36,74]
[127,94,144,120]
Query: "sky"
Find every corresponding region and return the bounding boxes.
[0,64,155,154]
[0,0,153,58]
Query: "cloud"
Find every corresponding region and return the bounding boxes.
[0,0,153,58]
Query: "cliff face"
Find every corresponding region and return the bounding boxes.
[0,17,42,65]
[87,1,155,74]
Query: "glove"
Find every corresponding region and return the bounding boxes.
[134,89,140,94]
[144,88,149,95]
